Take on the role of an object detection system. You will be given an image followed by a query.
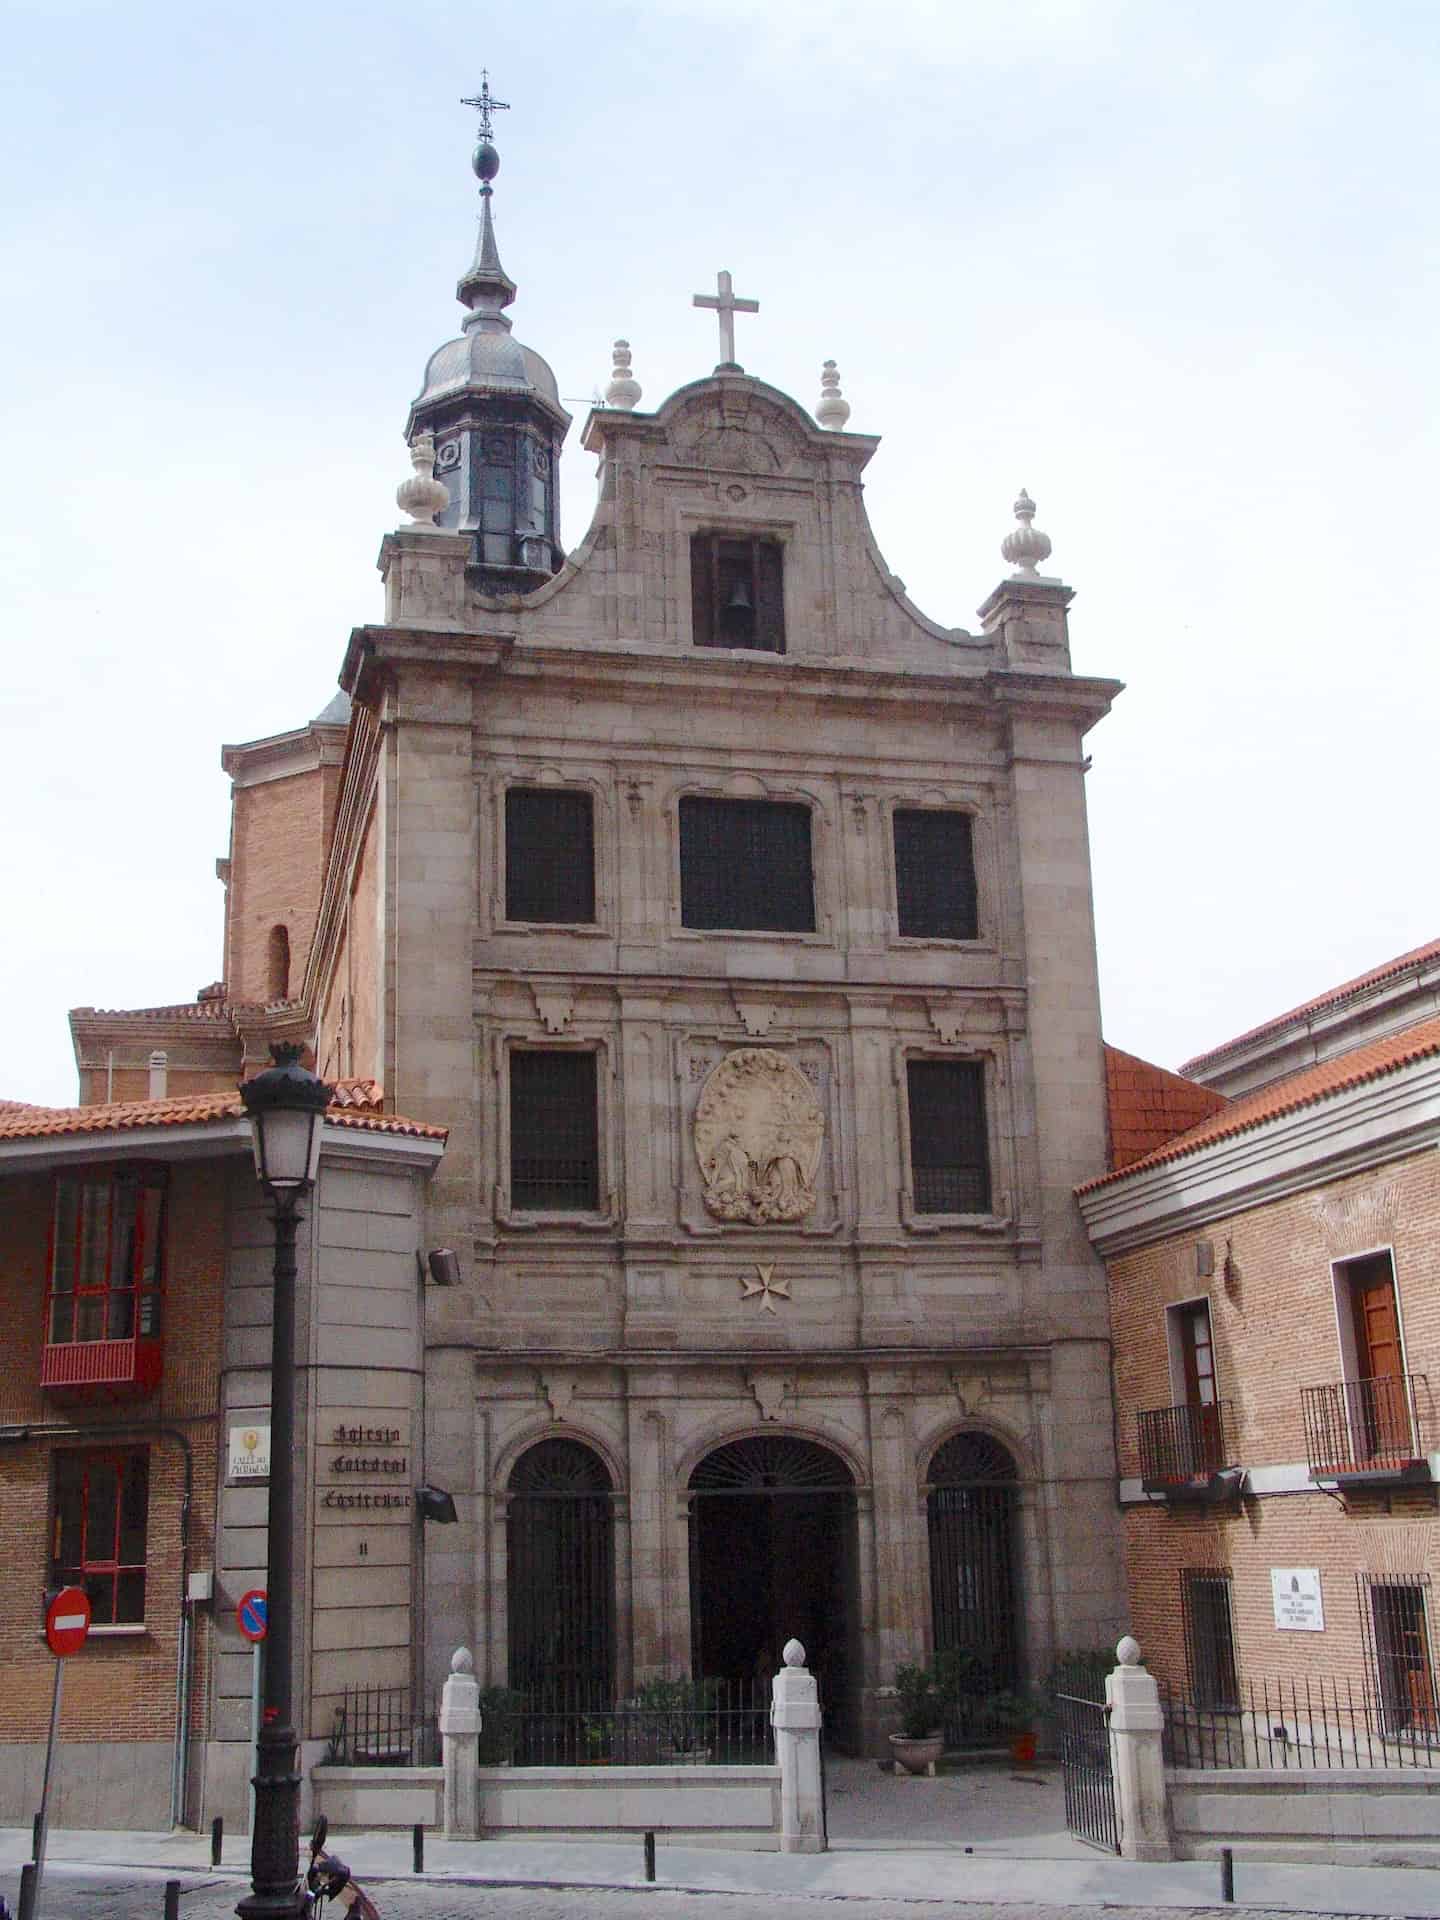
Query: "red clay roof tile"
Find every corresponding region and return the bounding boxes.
[0,1086,445,1145]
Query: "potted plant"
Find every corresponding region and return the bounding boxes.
[986,1688,1041,1767]
[889,1664,944,1774]
[476,1685,525,1766]
[633,1674,718,1762]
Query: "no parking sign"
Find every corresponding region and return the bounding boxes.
[237,1588,268,1642]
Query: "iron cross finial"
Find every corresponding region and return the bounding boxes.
[460,71,511,142]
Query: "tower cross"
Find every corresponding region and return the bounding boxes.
[693,270,759,368]
[460,71,510,141]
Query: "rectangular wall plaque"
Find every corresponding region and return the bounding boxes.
[1271,1567,1324,1631]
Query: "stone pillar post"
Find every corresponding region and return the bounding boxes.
[439,1646,482,1840]
[1106,1636,1171,1861]
[771,1638,826,1854]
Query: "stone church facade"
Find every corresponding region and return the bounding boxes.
[55,121,1129,1775]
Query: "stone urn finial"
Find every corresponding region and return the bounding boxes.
[397,431,451,530]
[451,1645,475,1674]
[782,1638,806,1668]
[816,360,850,430]
[605,338,642,410]
[1000,487,1054,577]
[1116,1634,1141,1667]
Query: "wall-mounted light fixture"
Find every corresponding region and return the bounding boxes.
[426,1249,460,1286]
[417,1485,458,1524]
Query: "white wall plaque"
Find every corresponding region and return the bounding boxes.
[228,1424,271,1481]
[1271,1567,1324,1631]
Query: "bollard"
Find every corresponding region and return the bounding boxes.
[210,1815,223,1867]
[643,1830,656,1882]
[1220,1846,1234,1903]
[413,1823,424,1873]
[164,1879,180,1920]
[16,1864,36,1920]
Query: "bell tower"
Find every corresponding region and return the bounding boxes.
[404,77,571,593]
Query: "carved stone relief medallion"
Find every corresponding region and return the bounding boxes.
[694,1046,824,1225]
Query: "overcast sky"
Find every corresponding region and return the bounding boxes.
[2,0,1436,1106]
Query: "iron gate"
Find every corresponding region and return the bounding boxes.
[507,1439,615,1709]
[926,1432,1019,1746]
[1052,1691,1119,1853]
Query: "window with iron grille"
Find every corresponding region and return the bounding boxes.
[47,1168,166,1345]
[510,1050,600,1211]
[906,1060,990,1214]
[505,788,596,925]
[1359,1573,1440,1739]
[893,810,978,940]
[678,796,815,932]
[51,1450,150,1625]
[690,535,784,652]
[1182,1567,1239,1708]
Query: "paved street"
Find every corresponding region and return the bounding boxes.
[0,1870,1336,1920]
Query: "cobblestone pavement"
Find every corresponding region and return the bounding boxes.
[0,1869,1361,1920]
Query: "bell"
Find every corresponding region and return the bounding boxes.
[724,578,754,615]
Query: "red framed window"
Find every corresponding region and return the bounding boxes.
[47,1168,166,1345]
[51,1450,150,1624]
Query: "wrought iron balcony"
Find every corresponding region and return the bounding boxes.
[1302,1373,1433,1486]
[1137,1401,1235,1499]
[40,1333,163,1403]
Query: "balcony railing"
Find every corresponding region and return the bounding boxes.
[40,1334,163,1402]
[1137,1401,1230,1492]
[1302,1373,1432,1484]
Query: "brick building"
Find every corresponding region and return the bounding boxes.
[1080,939,1440,1733]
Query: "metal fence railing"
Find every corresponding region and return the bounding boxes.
[1301,1372,1430,1478]
[328,1683,438,1767]
[1161,1673,1440,1771]
[508,1677,773,1767]
[1137,1401,1229,1485]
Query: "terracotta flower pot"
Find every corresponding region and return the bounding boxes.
[889,1730,944,1775]
[1009,1730,1037,1767]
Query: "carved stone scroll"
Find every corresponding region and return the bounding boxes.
[694,1047,824,1225]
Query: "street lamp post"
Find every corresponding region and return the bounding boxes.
[237,1043,332,1920]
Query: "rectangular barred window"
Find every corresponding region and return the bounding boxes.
[51,1450,150,1625]
[1182,1568,1239,1709]
[679,796,815,932]
[906,1060,990,1214]
[1360,1574,1440,1738]
[510,1051,600,1211]
[505,789,596,925]
[690,535,785,652]
[894,809,978,940]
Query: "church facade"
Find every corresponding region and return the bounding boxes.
[37,103,1129,1811]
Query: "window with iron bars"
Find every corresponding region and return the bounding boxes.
[510,1050,600,1212]
[678,796,815,933]
[1359,1573,1440,1740]
[47,1167,166,1345]
[893,809,978,940]
[1182,1567,1239,1709]
[505,788,596,925]
[51,1450,149,1625]
[906,1060,990,1214]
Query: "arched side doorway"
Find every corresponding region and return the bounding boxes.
[688,1435,859,1744]
[506,1438,615,1708]
[926,1431,1021,1746]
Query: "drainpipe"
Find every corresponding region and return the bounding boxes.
[0,1420,197,1826]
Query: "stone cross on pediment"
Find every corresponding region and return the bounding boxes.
[693,270,759,370]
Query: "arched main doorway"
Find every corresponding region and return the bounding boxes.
[689,1435,858,1741]
[507,1438,615,1707]
[926,1431,1021,1745]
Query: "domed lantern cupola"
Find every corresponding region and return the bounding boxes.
[404,76,571,592]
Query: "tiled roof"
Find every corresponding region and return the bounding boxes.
[0,1087,445,1145]
[1103,1046,1228,1172]
[1181,935,1440,1074]
[328,1078,384,1111]
[1082,1015,1440,1192]
[0,1099,44,1114]
[72,1000,257,1023]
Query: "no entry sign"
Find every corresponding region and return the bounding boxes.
[237,1588,268,1643]
[45,1586,91,1658]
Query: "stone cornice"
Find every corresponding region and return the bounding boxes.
[1078,1050,1440,1255]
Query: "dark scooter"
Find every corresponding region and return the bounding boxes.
[304,1816,381,1919]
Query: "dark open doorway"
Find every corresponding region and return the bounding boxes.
[688,1435,858,1744]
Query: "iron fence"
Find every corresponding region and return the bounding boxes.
[1136,1401,1229,1485]
[1301,1372,1430,1478]
[1161,1672,1440,1771]
[328,1683,438,1767]
[1052,1690,1119,1853]
[496,1676,774,1767]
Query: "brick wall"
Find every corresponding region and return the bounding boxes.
[0,1160,227,1751]
[1110,1146,1440,1696]
[225,768,330,1005]
[317,794,381,1086]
